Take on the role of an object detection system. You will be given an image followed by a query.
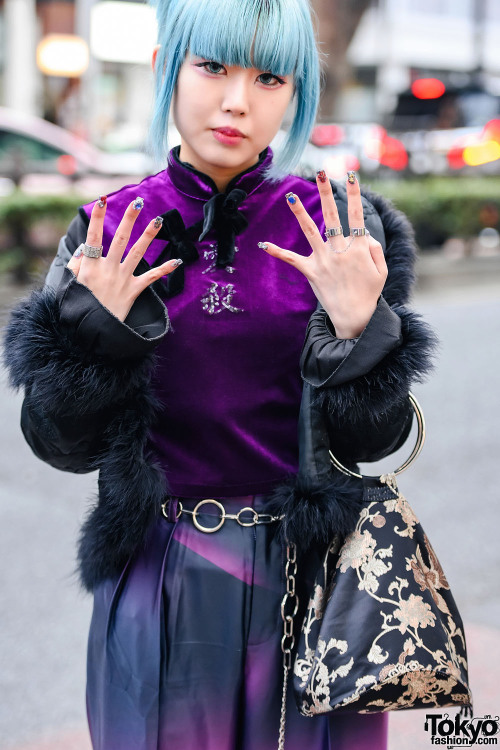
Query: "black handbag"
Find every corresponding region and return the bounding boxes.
[278,393,473,749]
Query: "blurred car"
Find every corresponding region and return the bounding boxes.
[0,106,159,194]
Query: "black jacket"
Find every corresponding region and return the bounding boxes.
[2,181,436,592]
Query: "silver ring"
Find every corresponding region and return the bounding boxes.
[81,242,103,258]
[349,227,370,237]
[324,226,343,239]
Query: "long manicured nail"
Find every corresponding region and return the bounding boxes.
[97,195,107,208]
[347,171,357,185]
[257,242,268,249]
[154,216,163,229]
[316,170,327,183]
[73,244,83,258]
[171,258,183,267]
[286,192,296,204]
[133,196,144,210]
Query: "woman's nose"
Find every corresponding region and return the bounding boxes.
[220,74,251,115]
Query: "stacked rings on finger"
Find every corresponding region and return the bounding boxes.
[76,242,103,259]
[325,226,347,253]
[325,226,343,239]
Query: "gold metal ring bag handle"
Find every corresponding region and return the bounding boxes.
[328,392,426,480]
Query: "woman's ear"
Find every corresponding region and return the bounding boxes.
[151,44,161,72]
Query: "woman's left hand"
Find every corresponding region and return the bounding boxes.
[258,171,388,339]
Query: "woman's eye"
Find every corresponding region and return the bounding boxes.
[197,61,225,75]
[258,73,286,87]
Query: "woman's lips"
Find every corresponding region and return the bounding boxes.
[212,128,246,145]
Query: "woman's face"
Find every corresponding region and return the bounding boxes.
[171,52,294,191]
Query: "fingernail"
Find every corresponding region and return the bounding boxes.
[285,192,296,204]
[316,170,327,183]
[133,197,144,210]
[154,216,163,229]
[97,195,107,208]
[257,242,268,249]
[347,171,357,185]
[73,244,83,258]
[172,258,183,267]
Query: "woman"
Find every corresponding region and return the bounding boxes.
[3,0,435,747]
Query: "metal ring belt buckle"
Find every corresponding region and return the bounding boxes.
[192,498,225,533]
[161,500,183,521]
[161,498,284,533]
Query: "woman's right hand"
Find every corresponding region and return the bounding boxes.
[66,196,181,322]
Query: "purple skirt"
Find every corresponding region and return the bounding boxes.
[86,494,389,750]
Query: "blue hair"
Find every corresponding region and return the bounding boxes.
[147,0,321,183]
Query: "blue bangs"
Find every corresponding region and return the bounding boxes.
[147,0,320,183]
[188,0,304,80]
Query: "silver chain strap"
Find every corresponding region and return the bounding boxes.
[278,541,298,750]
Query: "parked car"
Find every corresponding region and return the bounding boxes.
[0,106,160,194]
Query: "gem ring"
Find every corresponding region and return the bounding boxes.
[80,242,103,259]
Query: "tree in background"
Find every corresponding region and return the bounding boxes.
[312,0,372,121]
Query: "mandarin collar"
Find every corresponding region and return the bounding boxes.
[167,144,273,200]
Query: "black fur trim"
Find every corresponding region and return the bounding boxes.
[359,185,417,307]
[265,473,364,552]
[317,306,439,425]
[3,287,157,417]
[3,286,168,591]
[75,398,168,590]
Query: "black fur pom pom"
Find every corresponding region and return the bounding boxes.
[266,473,364,552]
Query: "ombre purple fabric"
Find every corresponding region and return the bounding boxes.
[82,147,345,496]
[86,494,389,750]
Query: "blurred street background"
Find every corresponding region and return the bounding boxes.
[0,0,499,748]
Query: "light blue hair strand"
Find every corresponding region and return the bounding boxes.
[147,0,321,184]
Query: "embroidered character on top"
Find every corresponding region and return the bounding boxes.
[201,243,244,314]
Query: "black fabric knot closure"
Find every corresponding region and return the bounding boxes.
[137,189,248,298]
[198,188,248,267]
[147,209,201,298]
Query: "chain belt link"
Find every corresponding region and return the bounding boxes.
[161,497,284,534]
[279,541,298,750]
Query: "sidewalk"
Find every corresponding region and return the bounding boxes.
[415,248,500,298]
[7,621,498,750]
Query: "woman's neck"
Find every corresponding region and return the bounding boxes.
[178,143,260,193]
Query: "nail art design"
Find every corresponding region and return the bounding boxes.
[133,197,144,210]
[316,170,327,183]
[73,245,83,258]
[286,192,296,204]
[172,258,183,268]
[257,242,268,249]
[347,171,357,185]
[154,216,163,229]
[97,195,107,208]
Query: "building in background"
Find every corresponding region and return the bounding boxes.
[0,0,499,150]
[343,0,500,127]
[0,0,156,150]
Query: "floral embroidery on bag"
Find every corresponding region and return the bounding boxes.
[293,484,471,716]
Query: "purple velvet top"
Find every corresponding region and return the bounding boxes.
[81,147,364,496]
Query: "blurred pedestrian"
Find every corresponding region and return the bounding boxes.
[3,0,436,748]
